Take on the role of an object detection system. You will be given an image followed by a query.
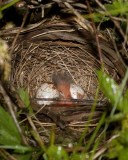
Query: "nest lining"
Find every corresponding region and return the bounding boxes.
[11,40,107,101]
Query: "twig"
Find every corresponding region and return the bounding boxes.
[63,2,93,32]
[86,1,104,67]
[93,147,106,159]
[95,0,127,45]
[93,134,120,159]
[27,116,46,151]
[107,28,126,68]
[0,19,46,36]
[0,148,17,160]
[10,10,29,55]
[0,81,28,145]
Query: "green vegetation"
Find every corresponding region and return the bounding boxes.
[97,70,128,160]
[85,0,128,22]
[0,0,19,19]
[0,0,128,159]
[0,70,128,159]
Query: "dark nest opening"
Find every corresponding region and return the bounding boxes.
[6,18,124,145]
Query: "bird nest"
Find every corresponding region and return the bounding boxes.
[12,41,103,99]
[8,19,122,144]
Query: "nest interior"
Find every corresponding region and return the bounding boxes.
[9,19,123,144]
[12,41,104,99]
[11,20,120,98]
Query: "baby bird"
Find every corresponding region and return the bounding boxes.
[52,71,85,105]
[52,72,73,99]
[36,72,85,106]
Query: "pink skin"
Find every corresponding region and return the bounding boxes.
[52,72,74,106]
[57,83,71,98]
[56,82,73,106]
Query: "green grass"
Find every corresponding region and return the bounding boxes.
[0,0,128,159]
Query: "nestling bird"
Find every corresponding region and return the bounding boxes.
[36,72,85,106]
[52,71,85,105]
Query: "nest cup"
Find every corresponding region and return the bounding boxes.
[10,20,120,144]
[12,41,104,99]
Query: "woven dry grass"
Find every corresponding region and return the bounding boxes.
[11,40,105,100]
[7,19,123,144]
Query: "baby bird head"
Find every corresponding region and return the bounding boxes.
[52,71,73,98]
